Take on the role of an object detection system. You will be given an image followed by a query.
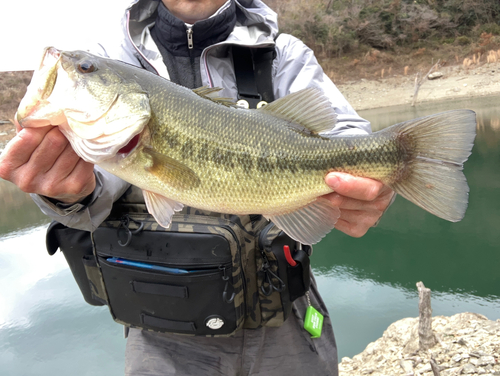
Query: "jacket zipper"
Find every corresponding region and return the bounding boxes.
[186,27,194,49]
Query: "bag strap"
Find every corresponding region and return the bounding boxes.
[232,45,276,109]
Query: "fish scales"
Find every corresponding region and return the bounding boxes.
[14,47,476,244]
[144,83,395,205]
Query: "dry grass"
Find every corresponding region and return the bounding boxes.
[321,42,500,84]
[0,71,33,121]
[266,0,500,84]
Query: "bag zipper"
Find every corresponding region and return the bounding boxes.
[109,214,244,303]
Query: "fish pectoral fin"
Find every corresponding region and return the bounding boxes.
[143,190,184,228]
[192,86,236,107]
[265,198,340,245]
[143,148,201,190]
[257,88,337,135]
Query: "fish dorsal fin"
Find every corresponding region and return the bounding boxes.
[143,190,184,228]
[265,197,340,245]
[258,88,337,134]
[143,147,201,190]
[192,86,236,107]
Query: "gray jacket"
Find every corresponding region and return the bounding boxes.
[32,0,371,232]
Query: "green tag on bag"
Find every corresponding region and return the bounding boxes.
[304,305,323,338]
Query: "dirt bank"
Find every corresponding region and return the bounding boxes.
[337,61,500,111]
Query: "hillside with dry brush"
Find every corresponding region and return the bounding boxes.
[267,0,500,83]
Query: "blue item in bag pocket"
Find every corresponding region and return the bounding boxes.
[107,257,190,274]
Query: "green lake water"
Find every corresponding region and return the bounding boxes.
[0,95,499,374]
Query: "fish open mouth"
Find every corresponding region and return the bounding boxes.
[40,47,61,71]
[31,47,62,103]
[16,47,63,127]
[118,133,141,155]
[17,46,152,165]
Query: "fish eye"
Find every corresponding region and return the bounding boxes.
[78,60,96,73]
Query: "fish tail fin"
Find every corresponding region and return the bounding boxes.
[388,109,476,221]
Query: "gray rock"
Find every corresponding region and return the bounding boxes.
[428,72,444,80]
[462,363,478,374]
[400,360,414,374]
[478,356,496,366]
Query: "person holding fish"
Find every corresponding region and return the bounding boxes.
[0,0,475,375]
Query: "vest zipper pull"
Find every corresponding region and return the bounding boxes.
[220,265,235,303]
[186,27,193,49]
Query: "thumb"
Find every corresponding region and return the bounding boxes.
[325,172,384,201]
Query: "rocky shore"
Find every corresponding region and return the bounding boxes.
[339,312,500,376]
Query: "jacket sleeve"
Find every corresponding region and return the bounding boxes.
[31,167,130,232]
[273,34,371,136]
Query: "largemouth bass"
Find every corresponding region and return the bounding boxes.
[16,47,476,244]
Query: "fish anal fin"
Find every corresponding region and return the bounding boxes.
[258,88,337,135]
[143,190,184,228]
[266,198,340,245]
[143,148,201,190]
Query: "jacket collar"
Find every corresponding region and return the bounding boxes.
[151,1,237,58]
[126,0,278,46]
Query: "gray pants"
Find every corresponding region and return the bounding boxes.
[124,279,338,376]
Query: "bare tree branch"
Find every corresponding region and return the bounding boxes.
[411,59,441,107]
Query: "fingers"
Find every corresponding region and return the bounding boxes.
[334,210,382,238]
[34,143,94,200]
[334,218,367,238]
[53,158,96,203]
[28,127,70,174]
[323,172,396,238]
[325,172,387,201]
[0,126,55,175]
[0,126,96,203]
[325,186,395,212]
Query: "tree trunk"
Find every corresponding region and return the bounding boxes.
[417,281,438,351]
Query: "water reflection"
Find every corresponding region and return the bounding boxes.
[316,266,500,359]
[0,227,125,376]
[367,94,500,135]
[0,179,49,235]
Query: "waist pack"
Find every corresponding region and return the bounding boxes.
[46,211,311,336]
